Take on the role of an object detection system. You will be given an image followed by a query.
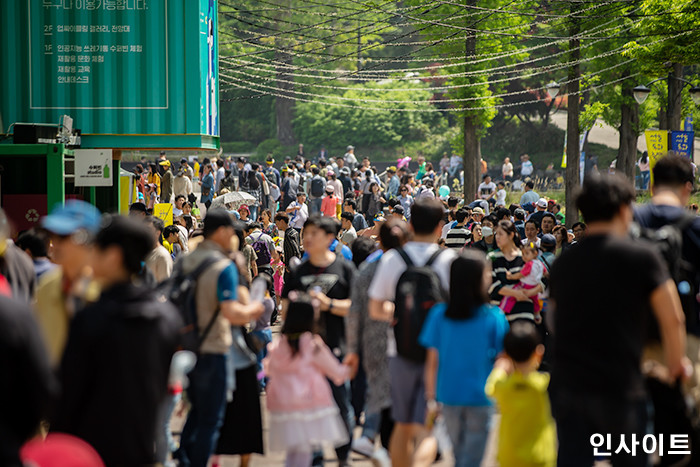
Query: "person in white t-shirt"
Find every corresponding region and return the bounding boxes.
[367,198,457,467]
[502,157,514,181]
[286,192,309,231]
[520,154,534,179]
[495,181,507,207]
[477,175,497,200]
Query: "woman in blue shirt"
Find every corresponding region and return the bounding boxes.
[420,250,509,467]
[200,164,215,209]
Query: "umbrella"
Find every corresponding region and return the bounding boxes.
[210,191,256,210]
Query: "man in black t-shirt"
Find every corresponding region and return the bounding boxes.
[549,173,687,467]
[282,215,356,465]
[634,154,700,410]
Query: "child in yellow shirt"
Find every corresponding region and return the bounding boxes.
[485,321,557,467]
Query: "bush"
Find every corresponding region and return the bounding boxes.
[221,141,255,154]
[255,138,282,158]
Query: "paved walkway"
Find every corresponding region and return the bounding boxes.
[172,396,488,466]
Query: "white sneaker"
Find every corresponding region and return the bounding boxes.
[351,436,375,458]
[371,447,391,467]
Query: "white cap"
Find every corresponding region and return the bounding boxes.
[326,185,335,193]
[536,198,548,208]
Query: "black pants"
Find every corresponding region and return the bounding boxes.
[551,390,648,467]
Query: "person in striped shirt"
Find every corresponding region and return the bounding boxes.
[445,209,473,249]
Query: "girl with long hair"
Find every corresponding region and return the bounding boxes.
[419,250,509,466]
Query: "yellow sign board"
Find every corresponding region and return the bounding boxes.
[644,130,668,187]
[153,203,173,226]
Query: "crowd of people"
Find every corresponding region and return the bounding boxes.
[2,146,700,467]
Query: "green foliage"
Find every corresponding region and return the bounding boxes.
[221,141,256,153]
[219,88,274,144]
[480,119,565,166]
[255,138,282,157]
[579,102,610,133]
[625,0,700,70]
[292,81,446,150]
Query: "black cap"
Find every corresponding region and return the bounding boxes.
[540,233,556,247]
[203,209,235,236]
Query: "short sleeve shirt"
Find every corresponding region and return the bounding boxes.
[282,257,356,354]
[368,242,457,302]
[549,235,669,399]
[217,263,239,302]
[419,303,508,406]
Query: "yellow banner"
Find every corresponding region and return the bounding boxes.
[644,130,668,187]
[153,203,173,226]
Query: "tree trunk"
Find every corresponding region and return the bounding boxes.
[462,0,479,203]
[667,63,683,131]
[463,116,480,202]
[618,74,639,181]
[275,48,295,145]
[565,6,580,229]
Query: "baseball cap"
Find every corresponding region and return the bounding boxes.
[159,160,171,167]
[472,207,485,215]
[42,200,102,236]
[340,167,350,176]
[541,233,556,247]
[327,170,335,177]
[346,145,354,151]
[482,226,494,237]
[180,157,188,164]
[237,157,246,164]
[536,198,548,209]
[203,209,235,234]
[281,166,289,173]
[387,166,397,173]
[326,185,335,193]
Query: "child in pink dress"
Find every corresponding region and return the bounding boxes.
[502,242,544,321]
[271,248,285,299]
[264,299,350,467]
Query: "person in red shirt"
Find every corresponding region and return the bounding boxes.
[321,186,339,218]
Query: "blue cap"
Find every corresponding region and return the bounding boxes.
[42,200,102,236]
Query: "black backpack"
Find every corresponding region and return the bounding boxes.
[633,213,699,330]
[251,232,272,267]
[160,255,222,353]
[310,176,325,197]
[393,248,446,363]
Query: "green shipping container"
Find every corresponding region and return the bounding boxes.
[0,0,219,150]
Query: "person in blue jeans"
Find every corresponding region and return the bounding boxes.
[420,249,509,467]
[251,275,275,391]
[175,210,264,467]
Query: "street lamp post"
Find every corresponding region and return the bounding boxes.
[634,76,700,130]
